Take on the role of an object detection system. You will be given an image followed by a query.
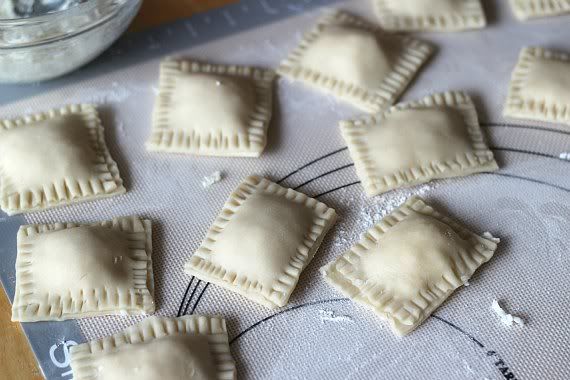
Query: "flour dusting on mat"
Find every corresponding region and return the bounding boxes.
[360,182,436,229]
[87,85,132,104]
[332,182,436,249]
[319,309,354,324]
[202,171,223,188]
[491,300,525,327]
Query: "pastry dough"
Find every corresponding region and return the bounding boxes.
[11,216,154,322]
[321,196,499,336]
[147,58,275,157]
[70,315,236,380]
[341,91,498,197]
[0,104,125,215]
[185,175,337,309]
[509,0,570,20]
[374,0,486,32]
[277,10,433,113]
[504,47,570,125]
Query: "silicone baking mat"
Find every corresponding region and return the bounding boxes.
[1,1,569,379]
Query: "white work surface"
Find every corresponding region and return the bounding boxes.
[1,1,569,379]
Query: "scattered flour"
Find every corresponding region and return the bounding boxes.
[202,171,223,189]
[319,309,354,324]
[359,182,436,229]
[559,152,570,161]
[491,300,524,327]
[332,182,436,249]
[87,86,132,104]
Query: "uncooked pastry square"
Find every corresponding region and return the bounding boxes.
[0,104,125,216]
[277,10,433,113]
[321,196,499,336]
[11,216,154,322]
[504,47,570,125]
[374,0,486,31]
[509,0,570,20]
[70,315,236,380]
[147,58,275,157]
[341,91,498,197]
[185,175,337,309]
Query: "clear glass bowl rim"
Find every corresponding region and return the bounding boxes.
[0,0,140,49]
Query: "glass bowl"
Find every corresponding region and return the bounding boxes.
[0,0,142,83]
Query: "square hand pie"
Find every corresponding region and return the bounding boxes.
[70,315,236,380]
[504,47,570,125]
[11,216,154,322]
[0,104,125,216]
[374,0,486,32]
[509,0,570,20]
[277,10,433,113]
[185,175,337,309]
[321,196,499,336]
[147,58,275,157]
[341,91,498,197]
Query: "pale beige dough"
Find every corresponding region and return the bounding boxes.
[341,91,498,197]
[185,175,337,309]
[374,0,486,31]
[277,10,433,113]
[299,26,391,89]
[0,104,125,215]
[11,216,154,322]
[70,315,236,380]
[321,196,499,336]
[504,47,570,125]
[509,0,570,20]
[147,58,275,157]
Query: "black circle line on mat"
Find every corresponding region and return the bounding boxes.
[176,125,569,315]
[185,167,570,316]
[182,280,202,316]
[227,298,516,379]
[481,121,570,137]
[312,172,570,199]
[491,146,562,160]
[176,276,195,317]
[294,146,569,197]
[276,147,349,184]
[293,163,355,190]
[190,283,210,314]
[482,172,570,194]
[277,120,570,186]
[185,162,570,315]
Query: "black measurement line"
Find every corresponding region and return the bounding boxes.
[176,277,195,317]
[277,147,348,184]
[177,126,570,337]
[182,280,202,316]
[482,172,570,194]
[482,122,570,136]
[190,283,210,314]
[293,163,355,190]
[491,146,561,160]
[431,315,484,348]
[230,298,350,344]
[228,298,517,379]
[179,146,570,317]
[314,181,361,198]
